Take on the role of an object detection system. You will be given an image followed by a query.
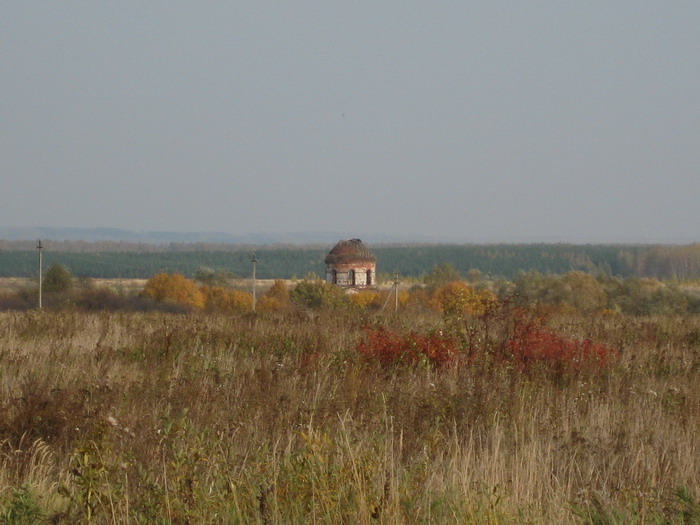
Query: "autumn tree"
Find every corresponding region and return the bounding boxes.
[142,273,204,309]
[43,264,74,294]
[602,277,698,315]
[201,285,252,313]
[258,280,292,312]
[512,272,559,307]
[513,271,606,313]
[290,280,348,310]
[405,285,432,311]
[559,271,607,313]
[430,281,497,318]
[194,267,236,287]
[424,263,461,293]
[466,268,483,284]
[361,289,410,311]
[349,290,380,309]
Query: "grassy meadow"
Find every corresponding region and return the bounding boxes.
[1,307,700,524]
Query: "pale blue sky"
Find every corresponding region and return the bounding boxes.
[2,2,699,242]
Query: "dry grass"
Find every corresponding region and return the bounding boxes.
[0,278,32,294]
[0,310,699,523]
[0,278,149,296]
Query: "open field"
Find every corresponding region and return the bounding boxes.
[0,278,149,296]
[0,278,289,296]
[0,278,404,298]
[1,308,700,523]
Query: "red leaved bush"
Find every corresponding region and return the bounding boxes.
[506,320,618,374]
[357,327,458,368]
[357,313,618,374]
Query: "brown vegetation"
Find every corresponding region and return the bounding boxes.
[1,305,700,522]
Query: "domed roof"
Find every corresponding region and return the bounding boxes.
[324,239,376,265]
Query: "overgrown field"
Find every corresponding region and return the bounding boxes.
[1,309,700,523]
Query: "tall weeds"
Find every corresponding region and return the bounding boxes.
[0,309,699,522]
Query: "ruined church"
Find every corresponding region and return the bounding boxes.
[324,239,376,288]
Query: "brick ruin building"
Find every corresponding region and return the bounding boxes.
[324,239,376,288]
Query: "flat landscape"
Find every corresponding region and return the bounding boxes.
[2,298,700,523]
[2,246,700,522]
[5,1,700,521]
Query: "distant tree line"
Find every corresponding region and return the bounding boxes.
[508,271,700,316]
[1,243,700,280]
[4,262,699,317]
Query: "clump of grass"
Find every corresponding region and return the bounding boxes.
[0,484,45,525]
[571,485,700,524]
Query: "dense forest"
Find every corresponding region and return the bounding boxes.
[2,242,700,280]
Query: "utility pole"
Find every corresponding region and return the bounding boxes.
[394,272,399,312]
[251,255,258,312]
[37,240,43,310]
[381,272,400,312]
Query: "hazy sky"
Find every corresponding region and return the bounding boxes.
[2,2,699,243]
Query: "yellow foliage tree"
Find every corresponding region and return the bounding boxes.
[201,285,253,313]
[350,290,380,309]
[559,271,607,313]
[370,289,410,310]
[259,280,292,312]
[430,281,497,317]
[258,296,283,312]
[406,286,431,310]
[142,273,205,309]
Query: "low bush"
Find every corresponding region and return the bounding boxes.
[290,280,349,310]
[506,317,619,375]
[0,293,34,311]
[357,327,459,368]
[75,288,128,311]
[357,305,618,376]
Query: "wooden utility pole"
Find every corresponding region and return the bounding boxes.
[251,255,258,312]
[381,272,400,312]
[394,272,399,312]
[37,240,43,310]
